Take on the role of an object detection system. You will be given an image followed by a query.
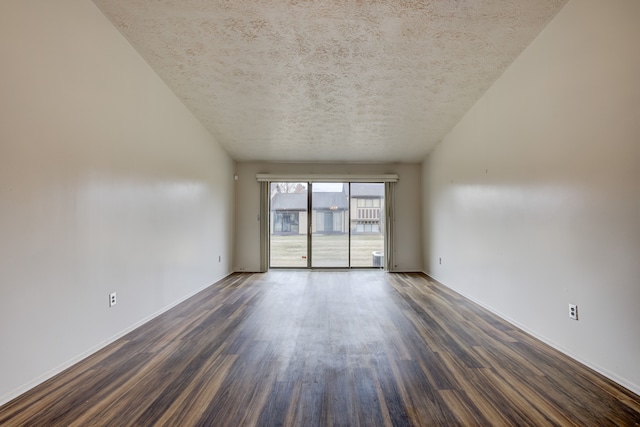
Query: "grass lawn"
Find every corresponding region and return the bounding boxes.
[270,234,384,268]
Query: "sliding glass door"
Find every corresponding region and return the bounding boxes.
[311,183,349,267]
[350,183,385,267]
[269,181,385,268]
[269,182,308,267]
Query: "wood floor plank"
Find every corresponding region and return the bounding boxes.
[436,349,517,426]
[438,389,489,426]
[1,271,639,426]
[154,354,238,426]
[470,346,576,427]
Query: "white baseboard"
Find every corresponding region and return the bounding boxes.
[0,273,232,407]
[388,269,425,273]
[423,271,640,397]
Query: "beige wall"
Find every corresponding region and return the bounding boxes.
[422,0,640,394]
[0,0,234,403]
[235,162,423,272]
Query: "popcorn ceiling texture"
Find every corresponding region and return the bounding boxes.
[93,0,568,162]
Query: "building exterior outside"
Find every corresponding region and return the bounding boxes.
[270,183,384,235]
[349,183,384,234]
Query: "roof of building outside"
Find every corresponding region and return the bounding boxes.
[350,183,385,197]
[270,193,307,210]
[271,183,383,211]
[271,192,350,210]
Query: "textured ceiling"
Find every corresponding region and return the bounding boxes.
[93,0,568,163]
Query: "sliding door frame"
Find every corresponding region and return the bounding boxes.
[260,174,398,271]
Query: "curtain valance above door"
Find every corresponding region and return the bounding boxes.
[256,174,399,183]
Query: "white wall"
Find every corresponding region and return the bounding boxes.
[422,0,640,394]
[235,162,423,272]
[0,0,234,404]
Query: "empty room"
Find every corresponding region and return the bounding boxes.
[1,0,639,425]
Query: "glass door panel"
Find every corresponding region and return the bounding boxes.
[269,181,385,269]
[269,182,308,267]
[350,183,385,268]
[311,183,349,267]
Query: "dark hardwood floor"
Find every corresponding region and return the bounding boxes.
[1,271,639,426]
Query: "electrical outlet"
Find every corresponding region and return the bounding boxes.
[568,303,578,320]
[109,292,117,307]
[439,257,442,265]
[218,255,221,262]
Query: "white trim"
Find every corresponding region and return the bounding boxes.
[423,271,640,397]
[0,274,233,407]
[256,173,399,183]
